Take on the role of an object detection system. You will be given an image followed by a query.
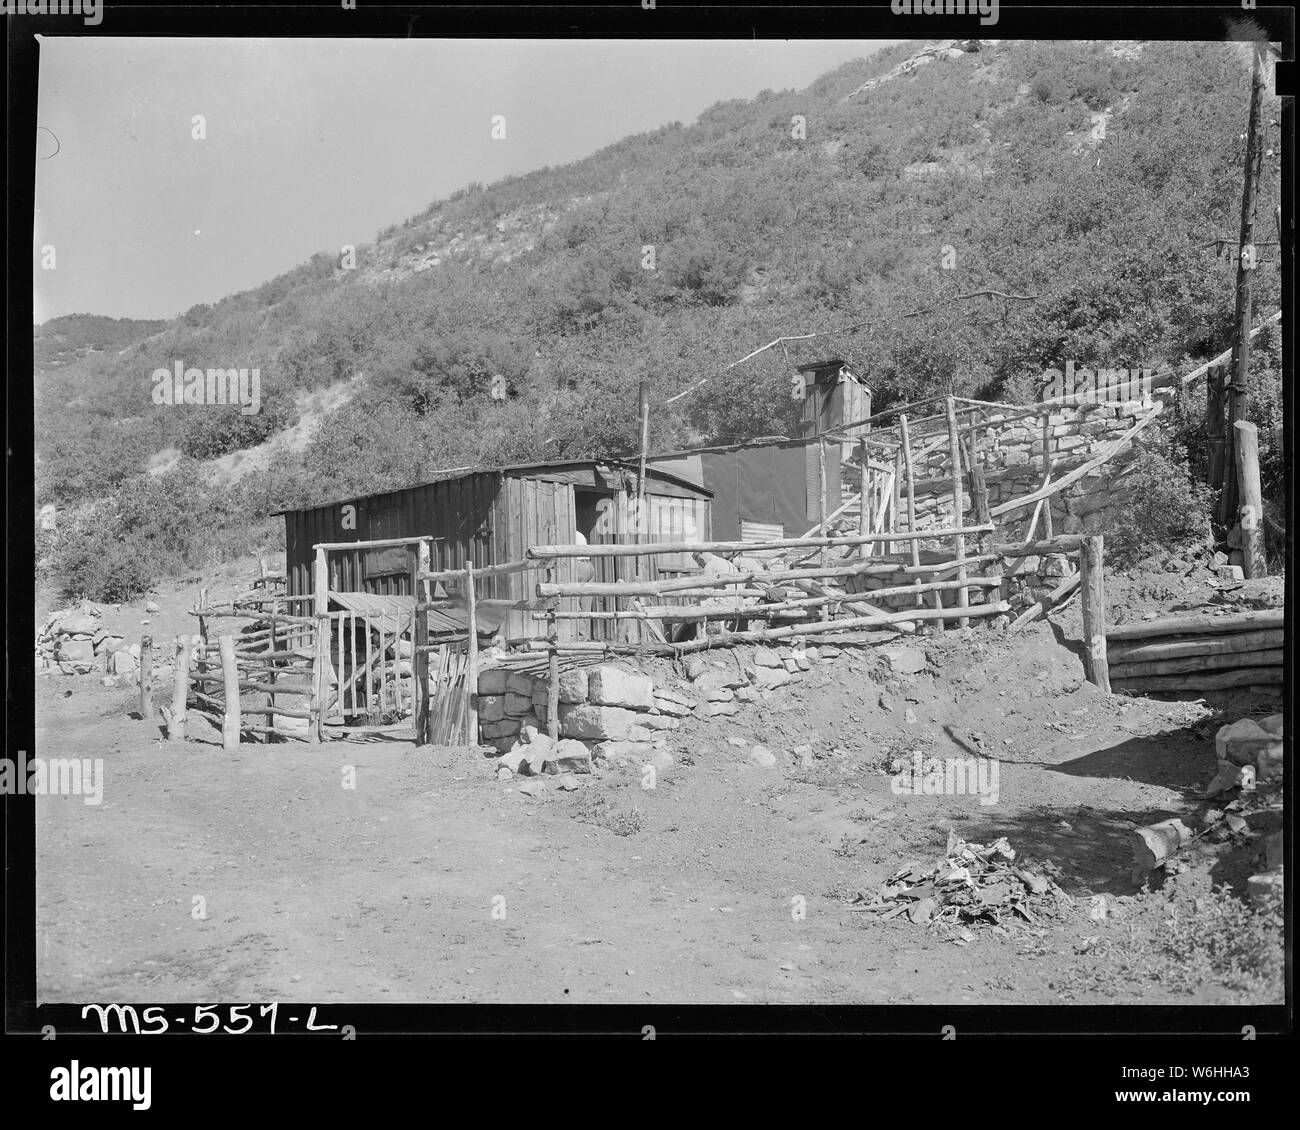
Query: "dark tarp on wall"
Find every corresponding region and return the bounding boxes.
[647,440,840,542]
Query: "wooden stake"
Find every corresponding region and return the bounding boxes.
[414,539,431,745]
[1079,535,1110,692]
[945,397,969,628]
[547,612,561,742]
[312,546,328,742]
[858,438,870,541]
[1221,42,1268,523]
[1233,420,1267,578]
[220,634,240,752]
[169,635,189,741]
[465,560,479,747]
[138,634,153,721]
[1040,410,1055,539]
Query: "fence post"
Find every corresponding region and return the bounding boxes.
[414,539,431,745]
[547,610,560,742]
[1233,420,1267,579]
[138,634,153,720]
[168,635,189,741]
[220,634,240,752]
[313,546,328,742]
[465,561,479,747]
[944,397,970,628]
[1080,535,1111,692]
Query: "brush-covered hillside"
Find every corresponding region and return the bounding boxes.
[35,38,1284,602]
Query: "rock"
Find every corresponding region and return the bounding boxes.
[58,611,100,635]
[819,645,841,659]
[752,667,793,689]
[904,707,918,725]
[556,774,581,791]
[480,718,522,740]
[558,703,647,741]
[497,767,513,781]
[878,692,895,713]
[498,750,528,774]
[144,601,160,614]
[518,781,547,798]
[544,740,592,775]
[477,668,509,695]
[506,672,535,697]
[1216,564,1245,582]
[753,646,783,668]
[110,650,138,675]
[526,746,551,776]
[477,694,506,723]
[636,714,679,731]
[695,667,748,693]
[653,697,693,717]
[1246,869,1283,907]
[684,655,707,681]
[558,667,590,703]
[654,685,694,707]
[747,745,776,768]
[725,736,748,748]
[704,686,734,703]
[1216,719,1280,767]
[57,639,96,662]
[504,691,534,716]
[804,647,820,663]
[703,702,739,718]
[587,665,655,710]
[1258,714,1283,737]
[734,685,761,703]
[791,743,813,761]
[100,675,119,688]
[598,740,657,765]
[881,646,926,675]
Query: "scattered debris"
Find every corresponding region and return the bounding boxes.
[851,830,1065,928]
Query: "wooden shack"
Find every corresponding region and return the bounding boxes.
[278,459,712,642]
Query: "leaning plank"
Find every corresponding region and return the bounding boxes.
[1112,667,1283,692]
[1009,572,1082,631]
[1105,609,1284,642]
[1109,648,1283,679]
[1107,628,1283,663]
[989,408,1164,518]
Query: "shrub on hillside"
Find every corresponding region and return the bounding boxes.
[177,393,295,460]
[1106,440,1213,566]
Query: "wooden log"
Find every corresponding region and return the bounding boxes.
[1040,410,1055,539]
[858,438,870,539]
[1233,420,1267,579]
[1107,628,1283,664]
[422,559,534,584]
[1105,608,1283,642]
[991,534,1087,557]
[945,397,969,628]
[537,577,1004,620]
[547,617,560,743]
[414,539,431,746]
[465,561,479,747]
[665,601,1010,653]
[138,634,153,720]
[1113,667,1283,692]
[1109,648,1283,680]
[1079,535,1110,692]
[313,546,329,742]
[191,677,313,695]
[898,415,927,621]
[168,635,190,741]
[526,525,994,560]
[220,635,240,752]
[1009,572,1082,631]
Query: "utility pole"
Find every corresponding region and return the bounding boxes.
[1220,42,1268,527]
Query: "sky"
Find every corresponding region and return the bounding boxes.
[33,38,898,323]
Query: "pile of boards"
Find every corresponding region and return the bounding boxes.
[851,830,1066,928]
[1107,608,1282,695]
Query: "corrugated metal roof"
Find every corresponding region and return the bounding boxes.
[273,458,710,517]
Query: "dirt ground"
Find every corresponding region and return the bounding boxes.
[35,566,1285,1005]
